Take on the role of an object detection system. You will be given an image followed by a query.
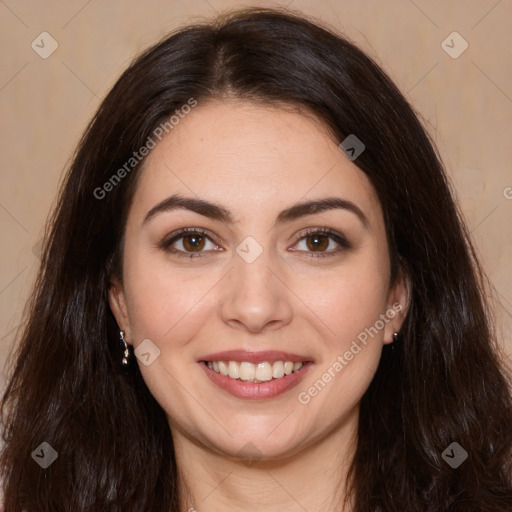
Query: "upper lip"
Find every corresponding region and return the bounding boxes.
[198,350,314,364]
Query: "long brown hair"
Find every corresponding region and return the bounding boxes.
[1,7,511,512]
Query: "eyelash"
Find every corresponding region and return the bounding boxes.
[160,227,351,260]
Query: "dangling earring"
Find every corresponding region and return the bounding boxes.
[391,332,399,354]
[120,330,130,365]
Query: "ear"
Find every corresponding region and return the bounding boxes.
[108,278,133,345]
[383,267,410,345]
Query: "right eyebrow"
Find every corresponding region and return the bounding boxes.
[143,194,234,225]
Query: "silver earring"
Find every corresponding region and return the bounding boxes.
[392,332,399,342]
[120,330,129,365]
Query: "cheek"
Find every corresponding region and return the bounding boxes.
[121,257,218,413]
[295,252,390,406]
[305,253,390,347]
[122,249,219,349]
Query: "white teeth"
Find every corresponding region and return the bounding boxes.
[206,360,305,381]
[218,361,229,376]
[255,362,273,382]
[272,361,285,378]
[228,361,239,379]
[239,362,255,381]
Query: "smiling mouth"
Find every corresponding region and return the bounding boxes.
[202,360,313,383]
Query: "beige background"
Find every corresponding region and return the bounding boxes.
[1,0,511,387]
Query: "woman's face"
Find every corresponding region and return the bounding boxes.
[109,99,407,460]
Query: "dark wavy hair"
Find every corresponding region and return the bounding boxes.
[1,7,511,512]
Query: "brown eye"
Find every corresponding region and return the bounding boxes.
[293,228,351,258]
[305,233,330,252]
[181,233,206,252]
[162,228,220,258]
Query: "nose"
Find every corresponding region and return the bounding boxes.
[220,244,293,334]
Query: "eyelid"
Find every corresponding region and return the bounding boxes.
[291,227,352,258]
[293,226,350,245]
[161,226,351,258]
[160,227,221,255]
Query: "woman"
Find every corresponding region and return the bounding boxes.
[1,7,511,512]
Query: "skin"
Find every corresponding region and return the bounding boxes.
[109,99,409,512]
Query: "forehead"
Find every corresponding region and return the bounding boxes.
[129,100,383,229]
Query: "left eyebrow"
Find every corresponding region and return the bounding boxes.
[142,194,369,230]
[274,197,369,230]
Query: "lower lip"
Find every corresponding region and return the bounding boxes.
[199,361,314,400]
